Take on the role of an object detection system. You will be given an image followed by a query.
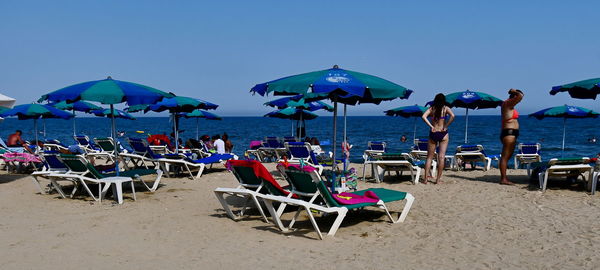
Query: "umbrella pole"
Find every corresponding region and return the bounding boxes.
[343,104,347,171]
[73,109,76,136]
[413,117,417,142]
[34,119,39,154]
[300,110,303,139]
[562,117,566,157]
[291,120,294,138]
[464,108,469,144]
[196,118,199,141]
[43,119,46,140]
[173,113,180,152]
[110,104,119,176]
[331,100,338,193]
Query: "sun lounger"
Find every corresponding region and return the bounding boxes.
[366,153,423,184]
[283,142,326,174]
[257,137,287,162]
[31,151,70,194]
[454,144,492,171]
[214,160,296,222]
[86,137,118,162]
[73,135,101,153]
[259,165,415,239]
[514,143,542,175]
[536,157,593,192]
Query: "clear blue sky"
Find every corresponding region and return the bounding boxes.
[1,0,600,116]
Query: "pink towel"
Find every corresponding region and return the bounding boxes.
[286,163,317,172]
[2,152,42,163]
[333,190,380,205]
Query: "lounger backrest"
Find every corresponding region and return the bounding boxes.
[283,136,298,143]
[368,141,386,151]
[43,151,67,170]
[128,138,149,155]
[456,144,484,153]
[58,154,103,179]
[265,137,283,148]
[548,157,590,166]
[519,143,540,155]
[315,179,342,208]
[94,138,115,152]
[231,165,263,189]
[283,167,319,197]
[285,142,311,159]
[74,135,90,146]
[413,139,429,151]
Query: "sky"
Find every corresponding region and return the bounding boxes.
[1,0,600,116]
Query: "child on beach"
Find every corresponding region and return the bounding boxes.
[421,93,455,184]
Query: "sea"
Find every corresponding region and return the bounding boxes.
[2,116,599,164]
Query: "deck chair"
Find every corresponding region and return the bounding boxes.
[257,137,287,161]
[367,153,423,184]
[42,139,69,152]
[259,165,415,239]
[362,141,387,177]
[214,160,296,222]
[514,143,542,175]
[283,142,325,174]
[454,144,492,171]
[537,157,593,192]
[87,137,117,162]
[283,136,299,143]
[73,135,101,153]
[47,154,138,204]
[31,151,70,194]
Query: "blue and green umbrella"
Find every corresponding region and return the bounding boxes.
[179,109,222,141]
[265,107,319,139]
[265,95,333,139]
[50,100,102,135]
[529,105,600,154]
[385,105,428,141]
[39,76,174,174]
[0,104,73,151]
[91,109,136,120]
[550,78,600,100]
[142,96,219,150]
[428,90,503,143]
[252,65,413,190]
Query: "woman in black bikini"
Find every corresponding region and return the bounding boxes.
[499,89,524,185]
[421,93,455,184]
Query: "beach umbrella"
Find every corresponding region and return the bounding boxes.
[0,94,16,122]
[549,78,600,100]
[428,90,503,143]
[529,105,600,155]
[39,76,174,175]
[265,108,319,139]
[384,104,428,141]
[265,95,333,138]
[0,104,73,152]
[91,109,136,120]
[50,100,102,135]
[252,65,413,191]
[146,96,218,151]
[180,109,222,141]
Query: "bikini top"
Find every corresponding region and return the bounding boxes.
[502,103,519,123]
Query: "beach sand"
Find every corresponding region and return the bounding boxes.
[1,163,600,269]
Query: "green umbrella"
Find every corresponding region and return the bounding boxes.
[180,110,222,141]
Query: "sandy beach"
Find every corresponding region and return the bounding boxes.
[1,163,600,270]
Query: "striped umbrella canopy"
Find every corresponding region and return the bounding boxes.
[264,94,334,112]
[252,65,413,188]
[529,105,600,154]
[144,96,219,150]
[265,107,318,120]
[427,90,503,143]
[39,76,174,175]
[385,104,428,141]
[180,110,222,140]
[50,100,103,135]
[550,78,600,99]
[91,109,136,120]
[0,104,73,150]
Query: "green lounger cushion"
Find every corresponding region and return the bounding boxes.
[352,188,407,202]
[103,169,158,178]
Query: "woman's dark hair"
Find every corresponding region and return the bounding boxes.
[432,93,446,120]
[222,133,229,141]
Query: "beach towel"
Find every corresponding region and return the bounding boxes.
[333,190,380,205]
[2,152,42,164]
[226,159,298,198]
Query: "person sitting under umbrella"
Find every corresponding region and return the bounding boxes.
[7,130,33,153]
[499,88,524,185]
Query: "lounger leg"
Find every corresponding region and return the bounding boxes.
[326,208,348,238]
[592,172,598,195]
[130,180,136,201]
[194,164,205,180]
[414,168,421,185]
[288,207,305,230]
[214,191,240,220]
[397,193,415,223]
[260,198,287,232]
[303,206,323,240]
[49,178,68,198]
[542,172,549,192]
[149,170,163,192]
[31,175,46,194]
[275,193,293,217]
[250,195,269,223]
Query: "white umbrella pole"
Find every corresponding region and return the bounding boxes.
[331,100,338,192]
[299,110,303,139]
[464,108,469,144]
[110,104,119,175]
[43,119,46,140]
[196,118,199,141]
[562,117,566,157]
[72,109,76,136]
[413,117,417,142]
[173,113,180,152]
[343,104,347,143]
[34,119,39,154]
[291,120,294,138]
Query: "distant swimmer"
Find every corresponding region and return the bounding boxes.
[588,137,597,143]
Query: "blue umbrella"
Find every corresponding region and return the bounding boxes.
[252,65,413,191]
[145,96,219,151]
[179,110,222,141]
[265,95,333,138]
[0,104,73,151]
[529,105,600,155]
[91,109,136,120]
[50,100,103,135]
[549,78,600,100]
[39,77,174,175]
[384,104,428,141]
[427,90,503,143]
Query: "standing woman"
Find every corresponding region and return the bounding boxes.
[421,93,455,184]
[499,89,524,185]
